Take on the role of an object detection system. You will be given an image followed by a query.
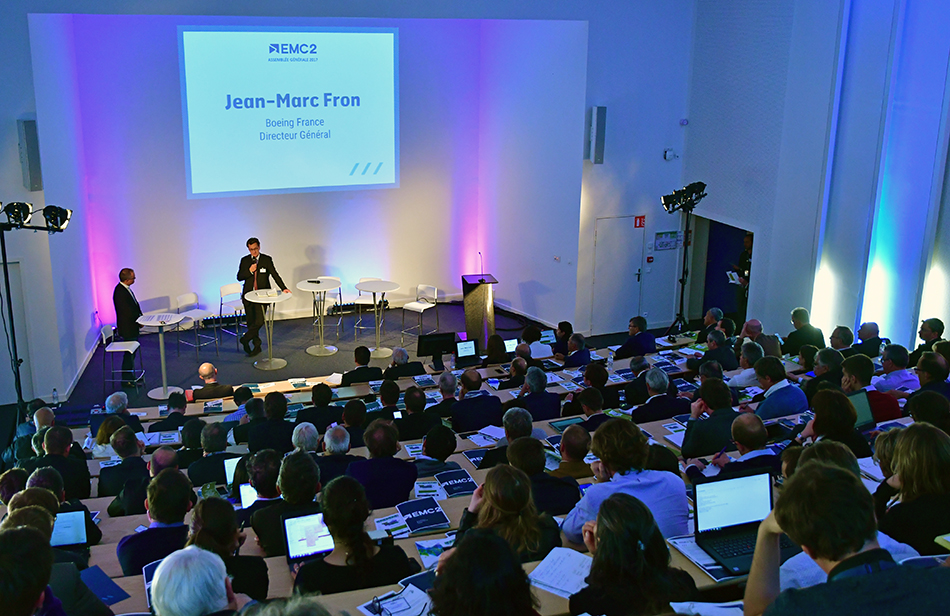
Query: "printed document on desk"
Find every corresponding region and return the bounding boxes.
[529,547,592,598]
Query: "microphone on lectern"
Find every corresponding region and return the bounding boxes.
[478,251,485,283]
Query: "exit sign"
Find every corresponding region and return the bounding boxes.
[634,215,646,228]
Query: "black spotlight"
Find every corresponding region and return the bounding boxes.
[3,202,33,227]
[42,206,72,232]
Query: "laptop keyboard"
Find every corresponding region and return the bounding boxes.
[707,534,794,558]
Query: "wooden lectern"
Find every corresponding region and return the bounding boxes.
[461,274,498,352]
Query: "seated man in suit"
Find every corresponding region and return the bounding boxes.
[3,406,62,469]
[734,318,783,359]
[504,367,561,421]
[98,426,149,497]
[507,436,580,516]
[549,424,593,480]
[901,352,950,401]
[551,321,573,358]
[426,371,458,419]
[523,325,554,360]
[175,419,205,470]
[686,413,778,480]
[187,422,242,487]
[148,391,190,433]
[341,345,383,387]
[383,347,426,380]
[730,341,765,389]
[830,326,856,358]
[222,386,254,423]
[579,362,619,409]
[451,370,503,433]
[840,355,900,422]
[562,333,592,368]
[26,466,102,546]
[104,391,143,434]
[0,526,59,616]
[346,420,417,509]
[515,343,546,371]
[680,378,739,459]
[614,315,657,361]
[630,368,690,423]
[20,426,90,501]
[237,449,282,528]
[185,363,234,402]
[341,400,367,448]
[371,380,401,424]
[108,445,192,517]
[293,383,337,432]
[802,348,845,404]
[230,397,265,446]
[751,356,808,420]
[574,387,610,433]
[782,307,826,356]
[873,344,920,393]
[498,357,528,391]
[908,317,944,367]
[315,425,364,485]
[478,407,534,470]
[717,317,738,350]
[395,386,441,441]
[679,361,739,407]
[696,307,723,344]
[414,425,461,477]
[686,329,739,372]
[248,391,296,454]
[623,356,672,406]
[117,469,192,575]
[251,452,322,557]
[851,322,884,358]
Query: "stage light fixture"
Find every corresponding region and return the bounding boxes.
[3,202,33,227]
[661,182,707,214]
[42,206,72,232]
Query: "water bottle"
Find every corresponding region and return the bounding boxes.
[51,388,59,406]
[607,351,614,373]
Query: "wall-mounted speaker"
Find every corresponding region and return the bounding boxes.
[17,117,43,192]
[585,106,606,164]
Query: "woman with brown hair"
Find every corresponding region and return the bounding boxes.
[455,464,560,563]
[88,415,124,458]
[795,389,872,458]
[185,496,268,601]
[878,422,950,555]
[481,334,510,367]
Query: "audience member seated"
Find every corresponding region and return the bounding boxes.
[718,316,737,349]
[876,423,950,555]
[507,437,580,516]
[751,356,808,420]
[499,357,528,390]
[686,329,738,372]
[12,399,45,441]
[383,347,426,379]
[294,383,336,432]
[0,526,61,616]
[728,340,764,388]
[734,319,782,359]
[414,425,461,477]
[456,463,562,563]
[782,307,826,356]
[237,449,282,528]
[828,326,855,358]
[552,321,573,358]
[686,414,779,479]
[482,334,511,367]
[427,371,458,418]
[851,321,883,358]
[294,476,415,595]
[0,468,27,506]
[680,378,738,459]
[98,426,148,497]
[623,357,678,406]
[908,317,944,366]
[872,344,919,393]
[108,445,188,517]
[505,367,561,421]
[478,408,533,470]
[316,425,364,486]
[3,406,55,467]
[148,391,190,433]
[451,370,503,433]
[292,422,321,459]
[869,428,903,521]
[905,391,950,434]
[20,426,90,501]
[117,469,192,576]
[188,423,242,487]
[341,346,383,387]
[186,496,269,602]
[395,386,440,440]
[573,387,610,433]
[248,392,296,454]
[646,443,681,476]
[521,325,552,360]
[614,316,657,360]
[245,596,330,616]
[549,425,593,480]
[569,492,697,616]
[222,386,254,424]
[151,546,239,616]
[696,307,722,344]
[27,467,102,546]
[934,339,950,368]
[801,348,844,403]
[680,361,738,406]
[903,352,950,401]
[185,363,234,402]
[84,414,123,460]
[372,379,401,423]
[341,400,367,448]
[515,343,545,371]
[841,354,900,422]
[794,390,872,458]
[562,333,591,368]
[578,362,620,409]
[251,452,322,557]
[177,418,207,469]
[346,420,417,508]
[102,391,143,434]
[5,488,87,570]
[226,456,249,505]
[742,462,950,616]
[562,418,688,542]
[630,368,689,423]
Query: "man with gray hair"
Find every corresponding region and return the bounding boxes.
[152,546,237,616]
[478,407,534,469]
[802,347,844,403]
[735,318,783,359]
[851,322,883,358]
[426,371,457,418]
[632,367,689,423]
[315,424,363,485]
[687,329,739,372]
[563,333,591,368]
[504,366,561,420]
[731,340,765,388]
[292,422,320,454]
[697,307,724,344]
[782,306,826,356]
[383,347,426,380]
[105,390,143,433]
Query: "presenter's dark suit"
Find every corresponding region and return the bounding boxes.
[341,365,383,387]
[614,332,657,361]
[451,394,504,433]
[631,394,689,424]
[112,282,142,380]
[237,253,287,347]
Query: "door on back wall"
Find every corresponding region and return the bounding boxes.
[591,216,645,335]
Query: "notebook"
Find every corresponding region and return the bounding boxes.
[283,510,334,567]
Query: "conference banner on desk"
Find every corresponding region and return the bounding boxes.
[178,26,399,198]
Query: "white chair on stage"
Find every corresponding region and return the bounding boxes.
[100,325,145,396]
[401,284,439,345]
[354,276,381,339]
[218,283,245,350]
[174,292,218,359]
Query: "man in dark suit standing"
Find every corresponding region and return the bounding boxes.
[236,237,289,356]
[614,316,656,360]
[630,368,689,423]
[112,267,142,385]
[341,346,383,387]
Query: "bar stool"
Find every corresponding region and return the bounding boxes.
[218,283,245,350]
[174,292,218,359]
[354,277,381,339]
[100,325,145,397]
[401,284,439,345]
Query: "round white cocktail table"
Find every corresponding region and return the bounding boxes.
[137,313,185,400]
[354,279,400,358]
[296,277,342,357]
[244,290,294,370]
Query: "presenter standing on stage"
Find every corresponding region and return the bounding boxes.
[237,238,289,356]
[113,268,143,386]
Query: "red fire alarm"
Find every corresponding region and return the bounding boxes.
[646,256,654,263]
[634,216,646,228]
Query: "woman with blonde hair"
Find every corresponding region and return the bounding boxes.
[455,464,560,562]
[878,422,950,555]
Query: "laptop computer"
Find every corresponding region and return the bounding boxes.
[538,329,557,345]
[283,510,335,569]
[847,390,876,431]
[224,457,241,488]
[454,339,481,369]
[504,338,518,358]
[50,510,87,550]
[239,483,258,510]
[549,416,585,433]
[693,469,800,574]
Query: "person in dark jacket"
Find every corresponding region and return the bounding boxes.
[345,420,417,509]
[116,469,192,576]
[802,348,845,404]
[188,423,242,487]
[394,387,441,441]
[685,413,779,480]
[186,363,234,402]
[177,418,206,469]
[148,391,191,433]
[231,398,266,446]
[98,426,149,498]
[451,371,503,433]
[781,306,826,356]
[504,367,561,421]
[792,389,872,459]
[679,378,739,460]
[19,426,90,501]
[26,467,102,546]
[685,330,739,372]
[383,347,427,380]
[507,437,580,516]
[413,425,461,478]
[248,392,296,454]
[614,316,657,360]
[294,383,338,432]
[630,368,689,424]
[341,346,383,387]
[315,425,365,486]
[250,452,322,557]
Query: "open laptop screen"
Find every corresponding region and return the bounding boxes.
[239,483,258,510]
[695,471,772,533]
[847,390,875,430]
[456,340,476,358]
[50,510,87,547]
[504,338,518,353]
[284,512,334,561]
[224,457,241,487]
[539,329,556,345]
